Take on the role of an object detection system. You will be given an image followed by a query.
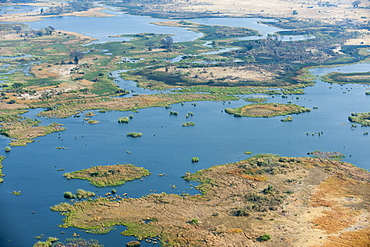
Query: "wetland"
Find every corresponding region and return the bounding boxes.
[0,1,369,246]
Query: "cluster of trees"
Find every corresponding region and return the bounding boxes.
[223,29,361,75]
[43,0,93,15]
[12,25,55,37]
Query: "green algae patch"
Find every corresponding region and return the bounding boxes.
[64,164,150,187]
[225,103,311,118]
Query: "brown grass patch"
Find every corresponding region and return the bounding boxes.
[312,206,362,233]
[322,225,370,247]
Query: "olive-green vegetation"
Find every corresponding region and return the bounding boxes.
[126,132,142,138]
[225,103,311,118]
[259,234,271,241]
[244,97,267,103]
[10,191,21,195]
[118,117,130,123]
[308,151,345,161]
[182,122,195,127]
[0,109,65,146]
[126,240,141,247]
[63,189,96,199]
[321,71,370,84]
[191,157,199,163]
[34,238,102,247]
[281,115,293,122]
[0,156,5,183]
[348,112,370,126]
[33,236,59,247]
[87,120,99,124]
[64,164,150,187]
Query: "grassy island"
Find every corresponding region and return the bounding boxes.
[348,112,370,126]
[63,164,150,187]
[126,132,143,138]
[225,103,311,118]
[51,154,369,246]
[321,71,370,84]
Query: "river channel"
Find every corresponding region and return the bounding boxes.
[0,6,369,247]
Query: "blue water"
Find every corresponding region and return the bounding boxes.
[0,5,370,247]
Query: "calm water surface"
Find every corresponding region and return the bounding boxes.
[0,6,370,247]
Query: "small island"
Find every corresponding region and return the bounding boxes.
[321,71,370,84]
[225,103,311,118]
[348,112,370,126]
[63,164,150,187]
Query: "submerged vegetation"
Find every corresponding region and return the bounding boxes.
[225,103,311,118]
[64,164,150,187]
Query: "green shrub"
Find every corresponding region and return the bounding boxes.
[63,191,76,199]
[191,157,199,163]
[259,234,271,241]
[189,218,199,224]
[5,146,11,152]
[234,208,250,217]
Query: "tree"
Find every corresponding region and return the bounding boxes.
[13,25,22,34]
[69,50,84,64]
[161,36,173,52]
[145,41,155,51]
[44,26,55,35]
[352,0,361,7]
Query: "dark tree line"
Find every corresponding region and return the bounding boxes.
[43,0,93,15]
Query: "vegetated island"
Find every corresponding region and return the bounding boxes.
[348,112,370,126]
[51,154,369,246]
[0,156,5,183]
[321,71,370,84]
[63,164,150,187]
[225,103,311,117]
